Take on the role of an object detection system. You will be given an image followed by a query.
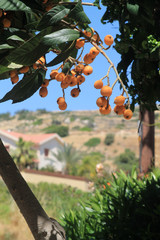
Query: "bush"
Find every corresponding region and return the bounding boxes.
[80,127,92,131]
[63,169,160,240]
[33,118,43,126]
[16,110,35,120]
[114,148,139,171]
[43,124,69,137]
[0,112,12,121]
[104,133,114,145]
[84,138,101,147]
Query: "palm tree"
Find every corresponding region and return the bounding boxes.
[11,138,37,169]
[50,143,83,175]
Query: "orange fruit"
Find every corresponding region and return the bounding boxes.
[83,28,94,37]
[77,75,85,85]
[89,47,99,57]
[69,76,77,87]
[9,70,18,78]
[75,64,84,74]
[123,109,133,120]
[50,69,58,79]
[114,95,125,106]
[64,74,72,84]
[19,66,29,74]
[75,39,85,49]
[100,86,112,97]
[61,80,69,89]
[11,75,19,84]
[71,70,76,76]
[96,97,108,107]
[114,105,125,115]
[99,105,111,115]
[92,33,100,42]
[41,79,49,87]
[104,35,114,46]
[39,87,48,97]
[33,63,38,69]
[2,18,11,28]
[55,72,65,82]
[83,65,93,75]
[71,88,80,97]
[57,97,65,106]
[58,102,67,110]
[94,80,103,89]
[83,53,95,64]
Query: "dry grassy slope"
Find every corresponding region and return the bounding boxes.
[0,109,160,170]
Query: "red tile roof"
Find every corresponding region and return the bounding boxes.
[1,130,55,144]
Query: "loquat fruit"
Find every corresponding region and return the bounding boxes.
[94,80,103,89]
[69,76,77,87]
[104,35,114,46]
[99,105,112,115]
[58,102,67,110]
[19,66,30,74]
[39,87,48,97]
[41,79,49,87]
[89,47,99,57]
[96,96,108,107]
[33,63,38,70]
[50,69,58,79]
[114,105,125,115]
[37,56,45,64]
[2,18,11,28]
[100,85,112,97]
[83,65,93,75]
[92,33,100,42]
[55,72,65,82]
[83,53,95,64]
[114,95,125,106]
[71,88,80,97]
[83,28,94,37]
[75,38,85,49]
[11,75,19,84]
[64,74,72,84]
[61,80,69,89]
[123,109,133,120]
[57,97,66,106]
[77,75,85,85]
[75,64,85,74]
[71,70,76,76]
[9,69,18,78]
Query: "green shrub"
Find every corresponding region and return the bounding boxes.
[80,127,92,131]
[63,169,160,240]
[104,133,115,145]
[33,118,43,126]
[116,123,125,129]
[16,110,35,120]
[43,124,69,137]
[114,148,139,171]
[0,112,13,121]
[84,137,101,147]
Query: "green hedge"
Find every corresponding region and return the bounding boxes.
[43,124,69,137]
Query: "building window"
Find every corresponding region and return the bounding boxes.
[44,148,49,157]
[5,145,10,151]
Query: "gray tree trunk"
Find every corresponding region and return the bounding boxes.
[139,109,155,173]
[0,139,66,240]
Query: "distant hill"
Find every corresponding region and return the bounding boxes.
[0,108,160,171]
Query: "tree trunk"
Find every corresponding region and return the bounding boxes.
[139,109,155,173]
[0,139,66,240]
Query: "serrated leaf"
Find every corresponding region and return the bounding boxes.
[0,0,32,12]
[68,1,91,24]
[37,5,70,30]
[0,69,45,103]
[43,29,80,46]
[127,3,139,16]
[6,26,56,65]
[46,42,76,67]
[0,65,12,75]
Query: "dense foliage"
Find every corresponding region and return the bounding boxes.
[104,133,114,145]
[100,0,160,110]
[63,169,160,240]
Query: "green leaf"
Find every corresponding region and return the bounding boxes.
[127,3,139,16]
[46,42,76,67]
[37,5,70,30]
[0,65,12,75]
[0,0,32,12]
[43,29,80,46]
[6,26,56,66]
[0,69,45,103]
[0,44,15,50]
[68,1,91,24]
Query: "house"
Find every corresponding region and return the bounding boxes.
[0,129,65,171]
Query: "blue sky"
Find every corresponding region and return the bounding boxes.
[0,4,126,115]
